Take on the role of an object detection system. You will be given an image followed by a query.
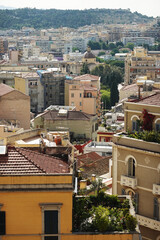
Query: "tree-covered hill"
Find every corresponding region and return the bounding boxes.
[0,8,153,30]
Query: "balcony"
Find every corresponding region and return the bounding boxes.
[120,175,137,189]
[153,184,160,195]
[112,133,160,154]
[136,214,160,231]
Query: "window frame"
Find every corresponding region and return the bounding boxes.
[39,203,63,240]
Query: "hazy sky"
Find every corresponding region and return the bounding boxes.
[1,0,160,18]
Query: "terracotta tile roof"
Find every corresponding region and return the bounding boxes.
[0,147,69,175]
[76,152,110,177]
[74,74,99,81]
[0,83,14,97]
[121,84,159,92]
[121,84,139,92]
[135,92,160,106]
[43,110,95,121]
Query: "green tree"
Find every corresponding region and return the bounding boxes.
[72,47,80,52]
[125,42,134,50]
[110,81,119,106]
[101,89,111,109]
[108,43,116,50]
[80,63,90,74]
[98,51,105,56]
[110,48,119,56]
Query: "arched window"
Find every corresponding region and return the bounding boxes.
[131,115,140,131]
[155,118,160,132]
[128,157,135,177]
[125,188,139,213]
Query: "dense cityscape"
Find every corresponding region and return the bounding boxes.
[0,6,160,240]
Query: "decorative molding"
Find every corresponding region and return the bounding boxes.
[131,115,140,121]
[125,155,137,167]
[145,157,150,165]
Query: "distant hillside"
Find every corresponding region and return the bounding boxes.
[0,8,154,30]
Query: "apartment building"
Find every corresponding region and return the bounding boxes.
[65,74,101,119]
[15,72,44,113]
[121,37,155,46]
[124,47,159,85]
[0,39,8,59]
[112,93,160,240]
[37,70,65,109]
[23,44,40,59]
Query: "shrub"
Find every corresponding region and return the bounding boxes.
[125,214,137,231]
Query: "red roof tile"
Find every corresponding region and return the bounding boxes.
[43,110,95,121]
[74,74,99,81]
[0,147,69,175]
[76,152,110,177]
[135,92,160,106]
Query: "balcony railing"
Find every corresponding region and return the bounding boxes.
[153,184,160,195]
[120,175,137,189]
[136,214,160,231]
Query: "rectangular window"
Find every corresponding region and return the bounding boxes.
[80,93,82,98]
[80,102,82,106]
[44,210,58,240]
[0,211,6,235]
[40,203,62,240]
[71,93,74,98]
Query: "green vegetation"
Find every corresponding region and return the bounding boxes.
[0,8,153,30]
[91,63,123,108]
[101,89,111,110]
[127,130,160,144]
[73,191,137,232]
[80,63,90,74]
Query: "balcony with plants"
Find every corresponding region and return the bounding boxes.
[72,190,138,234]
[112,109,160,153]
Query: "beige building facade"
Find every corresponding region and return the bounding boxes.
[124,47,160,85]
[15,72,44,113]
[0,84,30,130]
[112,93,160,240]
[65,74,101,119]
[34,109,98,141]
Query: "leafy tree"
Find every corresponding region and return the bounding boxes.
[98,51,105,56]
[125,42,134,50]
[72,47,80,52]
[101,89,111,109]
[110,81,119,106]
[80,63,90,74]
[102,42,109,50]
[110,48,119,56]
[116,41,124,47]
[108,43,116,50]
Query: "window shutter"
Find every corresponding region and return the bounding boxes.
[132,121,136,131]
[0,211,6,235]
[156,124,160,132]
[44,210,58,240]
[134,193,139,213]
[153,198,159,220]
[121,189,126,195]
